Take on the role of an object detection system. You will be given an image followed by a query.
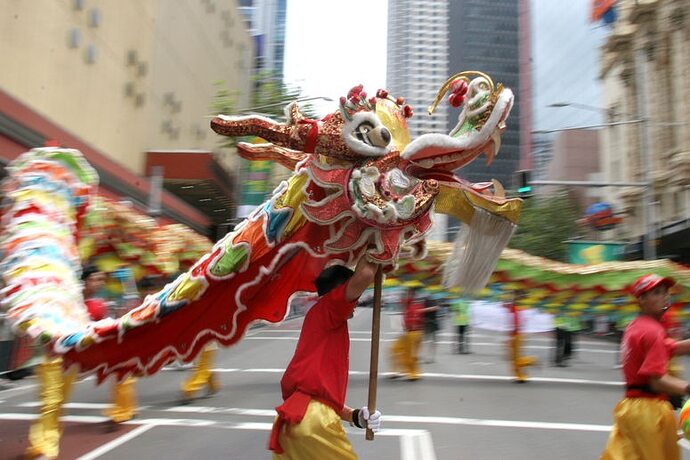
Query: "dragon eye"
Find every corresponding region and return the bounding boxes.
[354,122,375,145]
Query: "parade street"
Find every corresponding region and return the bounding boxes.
[2,308,690,460]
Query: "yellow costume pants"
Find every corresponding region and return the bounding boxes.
[601,398,679,460]
[510,333,537,382]
[25,356,77,460]
[390,330,422,380]
[181,346,219,399]
[272,399,357,460]
[103,376,137,423]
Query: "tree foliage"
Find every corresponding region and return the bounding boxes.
[210,70,317,149]
[508,191,582,262]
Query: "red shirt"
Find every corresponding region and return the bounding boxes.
[404,299,424,331]
[85,298,108,321]
[621,315,677,391]
[280,283,356,412]
[505,302,520,336]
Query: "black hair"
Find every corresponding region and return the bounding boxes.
[81,264,100,281]
[315,265,354,296]
[138,276,158,291]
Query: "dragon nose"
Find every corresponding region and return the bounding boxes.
[380,128,391,145]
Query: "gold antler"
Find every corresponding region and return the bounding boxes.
[427,71,495,115]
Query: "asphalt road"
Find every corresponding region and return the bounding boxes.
[2,308,690,460]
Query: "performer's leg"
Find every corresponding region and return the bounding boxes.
[272,400,357,460]
[400,332,413,376]
[408,330,423,380]
[511,335,527,382]
[104,376,137,423]
[456,325,463,353]
[554,328,565,365]
[601,399,679,460]
[181,346,218,399]
[465,326,471,353]
[564,330,573,361]
[389,334,406,376]
[26,356,69,460]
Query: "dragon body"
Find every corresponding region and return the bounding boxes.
[2,73,521,381]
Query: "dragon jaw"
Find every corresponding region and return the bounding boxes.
[400,86,513,172]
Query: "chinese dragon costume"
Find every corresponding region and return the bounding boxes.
[1,71,521,381]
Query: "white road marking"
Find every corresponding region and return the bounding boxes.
[679,438,690,451]
[0,413,437,460]
[244,335,618,354]
[169,368,621,387]
[16,402,151,411]
[76,424,154,460]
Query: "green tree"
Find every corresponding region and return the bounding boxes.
[509,191,581,261]
[210,71,318,148]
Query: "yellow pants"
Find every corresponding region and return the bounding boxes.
[601,398,679,460]
[103,376,137,423]
[391,330,423,380]
[510,333,537,382]
[181,346,218,398]
[272,399,357,460]
[25,356,77,460]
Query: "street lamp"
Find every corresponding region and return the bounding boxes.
[543,101,656,260]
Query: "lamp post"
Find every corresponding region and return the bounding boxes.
[541,98,655,260]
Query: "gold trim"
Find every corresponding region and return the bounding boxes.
[428,71,495,115]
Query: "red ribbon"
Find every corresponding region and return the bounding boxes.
[299,119,320,154]
[268,391,312,453]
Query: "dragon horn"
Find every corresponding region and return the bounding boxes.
[427,71,495,115]
[210,115,309,151]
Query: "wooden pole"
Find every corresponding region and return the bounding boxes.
[365,265,384,440]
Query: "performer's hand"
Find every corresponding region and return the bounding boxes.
[359,406,382,432]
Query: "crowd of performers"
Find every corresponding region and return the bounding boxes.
[22,262,690,459]
[24,266,222,459]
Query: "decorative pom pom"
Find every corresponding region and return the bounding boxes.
[448,93,464,108]
[403,104,413,118]
[396,96,406,106]
[347,84,364,100]
[450,78,469,95]
[376,89,388,99]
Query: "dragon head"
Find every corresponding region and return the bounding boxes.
[400,71,514,180]
[210,85,414,163]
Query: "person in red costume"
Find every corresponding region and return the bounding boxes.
[269,255,382,459]
[81,265,138,428]
[601,274,690,460]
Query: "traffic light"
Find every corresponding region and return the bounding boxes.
[516,170,532,196]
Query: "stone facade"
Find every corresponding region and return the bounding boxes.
[0,0,254,176]
[599,0,690,244]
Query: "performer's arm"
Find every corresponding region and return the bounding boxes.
[340,405,355,423]
[673,339,690,356]
[649,374,690,396]
[345,256,377,302]
[340,404,382,431]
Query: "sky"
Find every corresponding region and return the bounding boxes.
[283,0,606,128]
[283,0,389,116]
[530,0,607,131]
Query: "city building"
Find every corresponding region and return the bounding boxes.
[447,0,521,191]
[386,0,450,140]
[0,0,254,238]
[238,0,287,77]
[542,129,601,210]
[386,0,450,241]
[598,0,690,261]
